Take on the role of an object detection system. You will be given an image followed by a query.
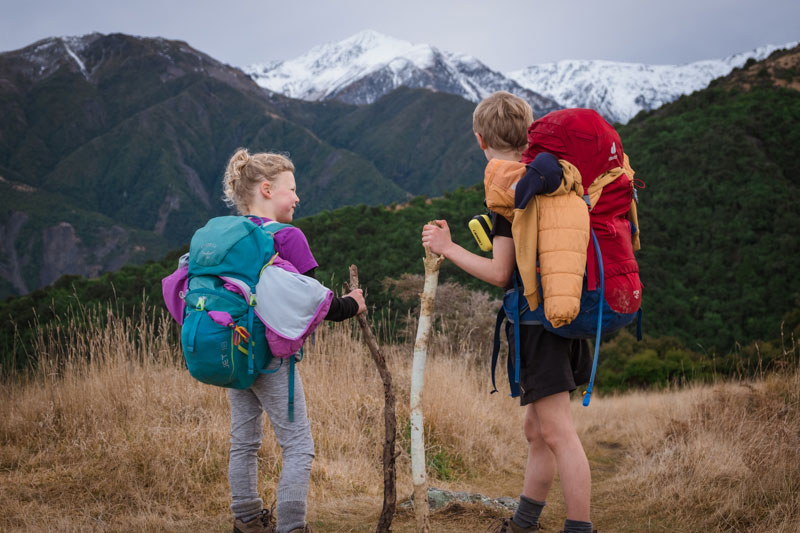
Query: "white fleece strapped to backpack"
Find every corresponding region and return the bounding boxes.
[222,269,332,357]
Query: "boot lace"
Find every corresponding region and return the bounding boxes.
[255,507,276,532]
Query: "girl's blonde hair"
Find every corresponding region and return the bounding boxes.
[222,148,294,214]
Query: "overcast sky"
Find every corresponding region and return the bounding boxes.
[2,0,798,72]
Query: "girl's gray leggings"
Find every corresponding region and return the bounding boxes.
[227,359,314,532]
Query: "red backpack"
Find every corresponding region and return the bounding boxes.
[492,109,643,406]
[521,108,642,316]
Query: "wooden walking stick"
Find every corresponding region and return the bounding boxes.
[410,242,444,533]
[348,265,397,533]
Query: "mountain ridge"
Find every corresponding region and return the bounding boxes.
[245,30,798,124]
[508,41,799,123]
[244,29,561,118]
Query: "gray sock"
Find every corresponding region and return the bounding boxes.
[232,499,263,522]
[563,518,594,533]
[277,499,306,533]
[512,495,546,529]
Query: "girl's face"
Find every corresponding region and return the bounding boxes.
[268,171,299,223]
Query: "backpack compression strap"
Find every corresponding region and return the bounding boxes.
[286,347,303,423]
[490,292,521,398]
[246,291,258,376]
[490,308,504,394]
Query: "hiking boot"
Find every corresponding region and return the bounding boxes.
[288,525,313,533]
[488,517,539,532]
[233,508,276,533]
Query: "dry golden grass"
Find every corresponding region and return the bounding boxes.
[1,305,798,532]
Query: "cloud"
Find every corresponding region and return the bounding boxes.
[1,0,798,71]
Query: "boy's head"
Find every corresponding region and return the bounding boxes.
[472,91,533,154]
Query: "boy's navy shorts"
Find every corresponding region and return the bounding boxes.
[506,322,593,405]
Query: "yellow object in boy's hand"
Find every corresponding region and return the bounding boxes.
[468,214,493,252]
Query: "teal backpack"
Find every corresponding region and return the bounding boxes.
[181,216,289,390]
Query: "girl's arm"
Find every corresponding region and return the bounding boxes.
[421,219,515,288]
[273,225,366,318]
[303,268,367,319]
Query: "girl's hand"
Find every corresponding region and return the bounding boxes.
[421,220,452,256]
[345,288,367,315]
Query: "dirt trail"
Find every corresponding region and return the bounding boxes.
[306,439,673,533]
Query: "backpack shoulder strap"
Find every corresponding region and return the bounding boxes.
[242,215,292,235]
[260,221,292,235]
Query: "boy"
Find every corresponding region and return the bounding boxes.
[421,91,595,533]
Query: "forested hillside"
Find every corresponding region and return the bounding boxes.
[274,87,487,197]
[622,85,799,349]
[0,34,484,298]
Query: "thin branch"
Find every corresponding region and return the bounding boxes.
[348,265,397,533]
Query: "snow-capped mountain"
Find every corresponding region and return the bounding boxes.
[246,31,798,125]
[508,42,799,124]
[244,30,561,118]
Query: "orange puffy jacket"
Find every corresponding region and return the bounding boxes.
[484,159,589,327]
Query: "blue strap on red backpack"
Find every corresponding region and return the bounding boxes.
[490,229,642,404]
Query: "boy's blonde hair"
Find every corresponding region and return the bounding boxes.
[223,148,294,214]
[472,91,533,152]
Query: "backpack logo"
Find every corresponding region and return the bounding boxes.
[608,142,619,162]
[220,342,230,367]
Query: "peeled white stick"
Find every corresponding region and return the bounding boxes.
[410,243,444,533]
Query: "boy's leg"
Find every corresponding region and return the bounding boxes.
[506,405,553,529]
[228,387,267,522]
[531,391,591,522]
[252,360,315,533]
[522,403,556,501]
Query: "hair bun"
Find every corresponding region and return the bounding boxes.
[231,148,250,175]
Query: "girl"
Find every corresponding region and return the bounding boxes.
[222,148,366,533]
